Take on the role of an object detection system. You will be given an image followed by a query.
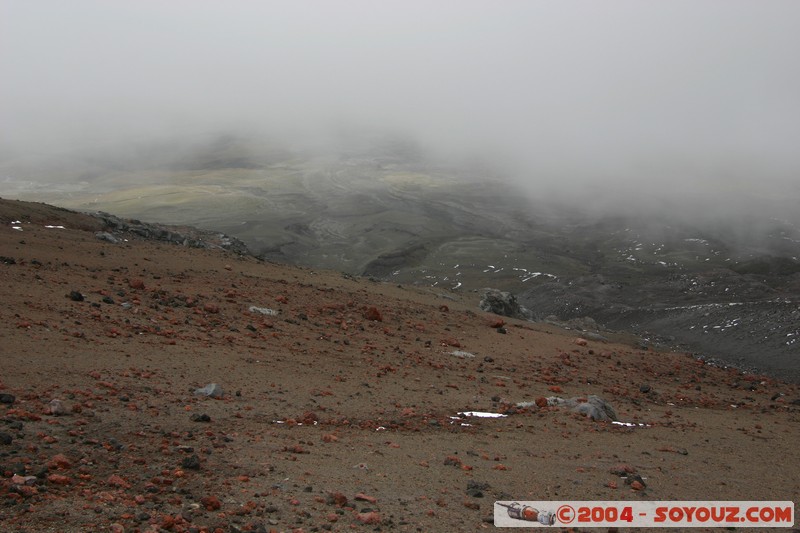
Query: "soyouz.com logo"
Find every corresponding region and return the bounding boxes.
[494,501,795,528]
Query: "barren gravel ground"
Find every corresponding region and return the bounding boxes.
[1,201,798,532]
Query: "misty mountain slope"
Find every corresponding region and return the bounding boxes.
[513,220,800,381]
[3,137,800,381]
[6,143,539,276]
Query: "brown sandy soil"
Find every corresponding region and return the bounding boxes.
[1,200,798,532]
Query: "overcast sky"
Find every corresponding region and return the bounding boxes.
[1,1,798,213]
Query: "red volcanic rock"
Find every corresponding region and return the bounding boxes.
[356,511,382,524]
[300,411,319,424]
[201,495,222,511]
[327,491,348,507]
[444,455,462,467]
[283,445,308,454]
[47,473,71,485]
[107,474,131,488]
[48,453,72,470]
[488,318,505,328]
[364,306,383,321]
[355,492,377,504]
[610,464,636,475]
[129,278,145,290]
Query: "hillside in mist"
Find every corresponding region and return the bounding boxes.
[3,134,799,381]
[2,1,800,381]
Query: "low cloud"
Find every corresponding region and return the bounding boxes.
[1,1,798,225]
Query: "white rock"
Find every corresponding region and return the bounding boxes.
[194,383,224,398]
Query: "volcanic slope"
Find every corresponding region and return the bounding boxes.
[1,199,798,532]
[6,138,799,381]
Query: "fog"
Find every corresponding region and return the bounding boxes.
[2,0,799,223]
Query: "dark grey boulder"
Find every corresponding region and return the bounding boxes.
[479,288,533,320]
